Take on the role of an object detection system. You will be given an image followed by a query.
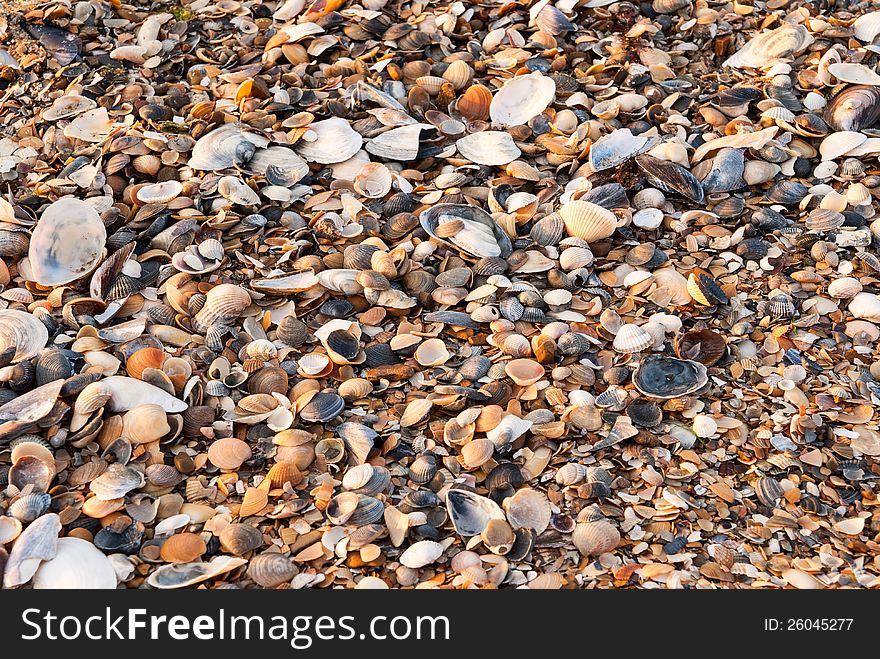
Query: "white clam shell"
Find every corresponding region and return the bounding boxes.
[455,131,521,166]
[33,537,117,589]
[489,72,556,126]
[28,198,107,287]
[296,117,363,164]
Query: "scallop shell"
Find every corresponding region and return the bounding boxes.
[853,11,880,43]
[490,72,556,127]
[353,162,393,198]
[159,533,207,563]
[692,414,718,438]
[191,284,251,333]
[296,117,363,164]
[0,310,49,363]
[612,324,654,353]
[137,180,183,204]
[455,131,521,166]
[503,488,551,534]
[559,200,619,242]
[28,198,107,286]
[572,520,620,556]
[299,391,345,423]
[33,537,117,589]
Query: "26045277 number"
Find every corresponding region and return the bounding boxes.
[764,619,854,631]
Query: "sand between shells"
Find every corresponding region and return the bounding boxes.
[0,0,879,590]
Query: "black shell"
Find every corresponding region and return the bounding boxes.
[632,355,708,399]
[635,154,704,203]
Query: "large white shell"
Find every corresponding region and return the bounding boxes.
[826,62,880,86]
[853,11,880,43]
[296,117,363,164]
[365,123,432,161]
[33,537,117,589]
[0,309,49,363]
[399,540,444,568]
[850,292,880,321]
[63,107,115,142]
[28,198,107,286]
[455,131,521,165]
[42,94,97,121]
[489,72,556,126]
[188,123,263,171]
[723,24,813,69]
[819,131,868,161]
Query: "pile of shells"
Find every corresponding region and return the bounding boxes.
[0,0,879,590]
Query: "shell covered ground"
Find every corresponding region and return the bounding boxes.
[0,0,880,590]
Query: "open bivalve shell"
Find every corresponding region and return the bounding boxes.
[27,198,107,287]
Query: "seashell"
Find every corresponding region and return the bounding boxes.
[9,492,52,522]
[353,162,393,198]
[827,277,862,299]
[64,107,114,142]
[490,72,556,127]
[217,176,259,206]
[723,23,813,69]
[460,438,495,469]
[442,60,474,90]
[28,198,107,287]
[692,414,718,438]
[277,315,310,347]
[219,523,263,555]
[43,94,97,121]
[296,117,363,164]
[743,160,780,185]
[505,358,545,386]
[613,324,655,353]
[559,201,619,242]
[572,519,620,556]
[768,293,796,320]
[503,488,551,534]
[455,131,521,166]
[555,463,589,486]
[239,487,269,518]
[687,269,728,306]
[207,437,253,470]
[674,328,726,366]
[636,154,705,203]
[481,518,515,555]
[408,452,438,483]
[420,203,513,258]
[853,11,880,43]
[299,392,345,423]
[32,537,117,589]
[192,284,251,333]
[122,404,170,444]
[399,540,444,568]
[366,123,431,161]
[754,477,782,508]
[633,355,708,399]
[700,148,745,193]
[248,553,297,587]
[589,128,651,171]
[338,378,373,402]
[159,533,207,563]
[10,455,53,491]
[146,556,247,589]
[820,131,867,162]
[90,463,145,500]
[827,62,880,86]
[137,180,183,204]
[824,86,880,132]
[414,338,451,366]
[457,84,493,121]
[627,398,663,428]
[849,292,880,321]
[0,310,49,364]
[3,513,61,587]
[446,488,506,537]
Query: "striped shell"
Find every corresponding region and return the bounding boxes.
[559,201,619,242]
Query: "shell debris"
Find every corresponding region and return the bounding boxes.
[0,0,877,592]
